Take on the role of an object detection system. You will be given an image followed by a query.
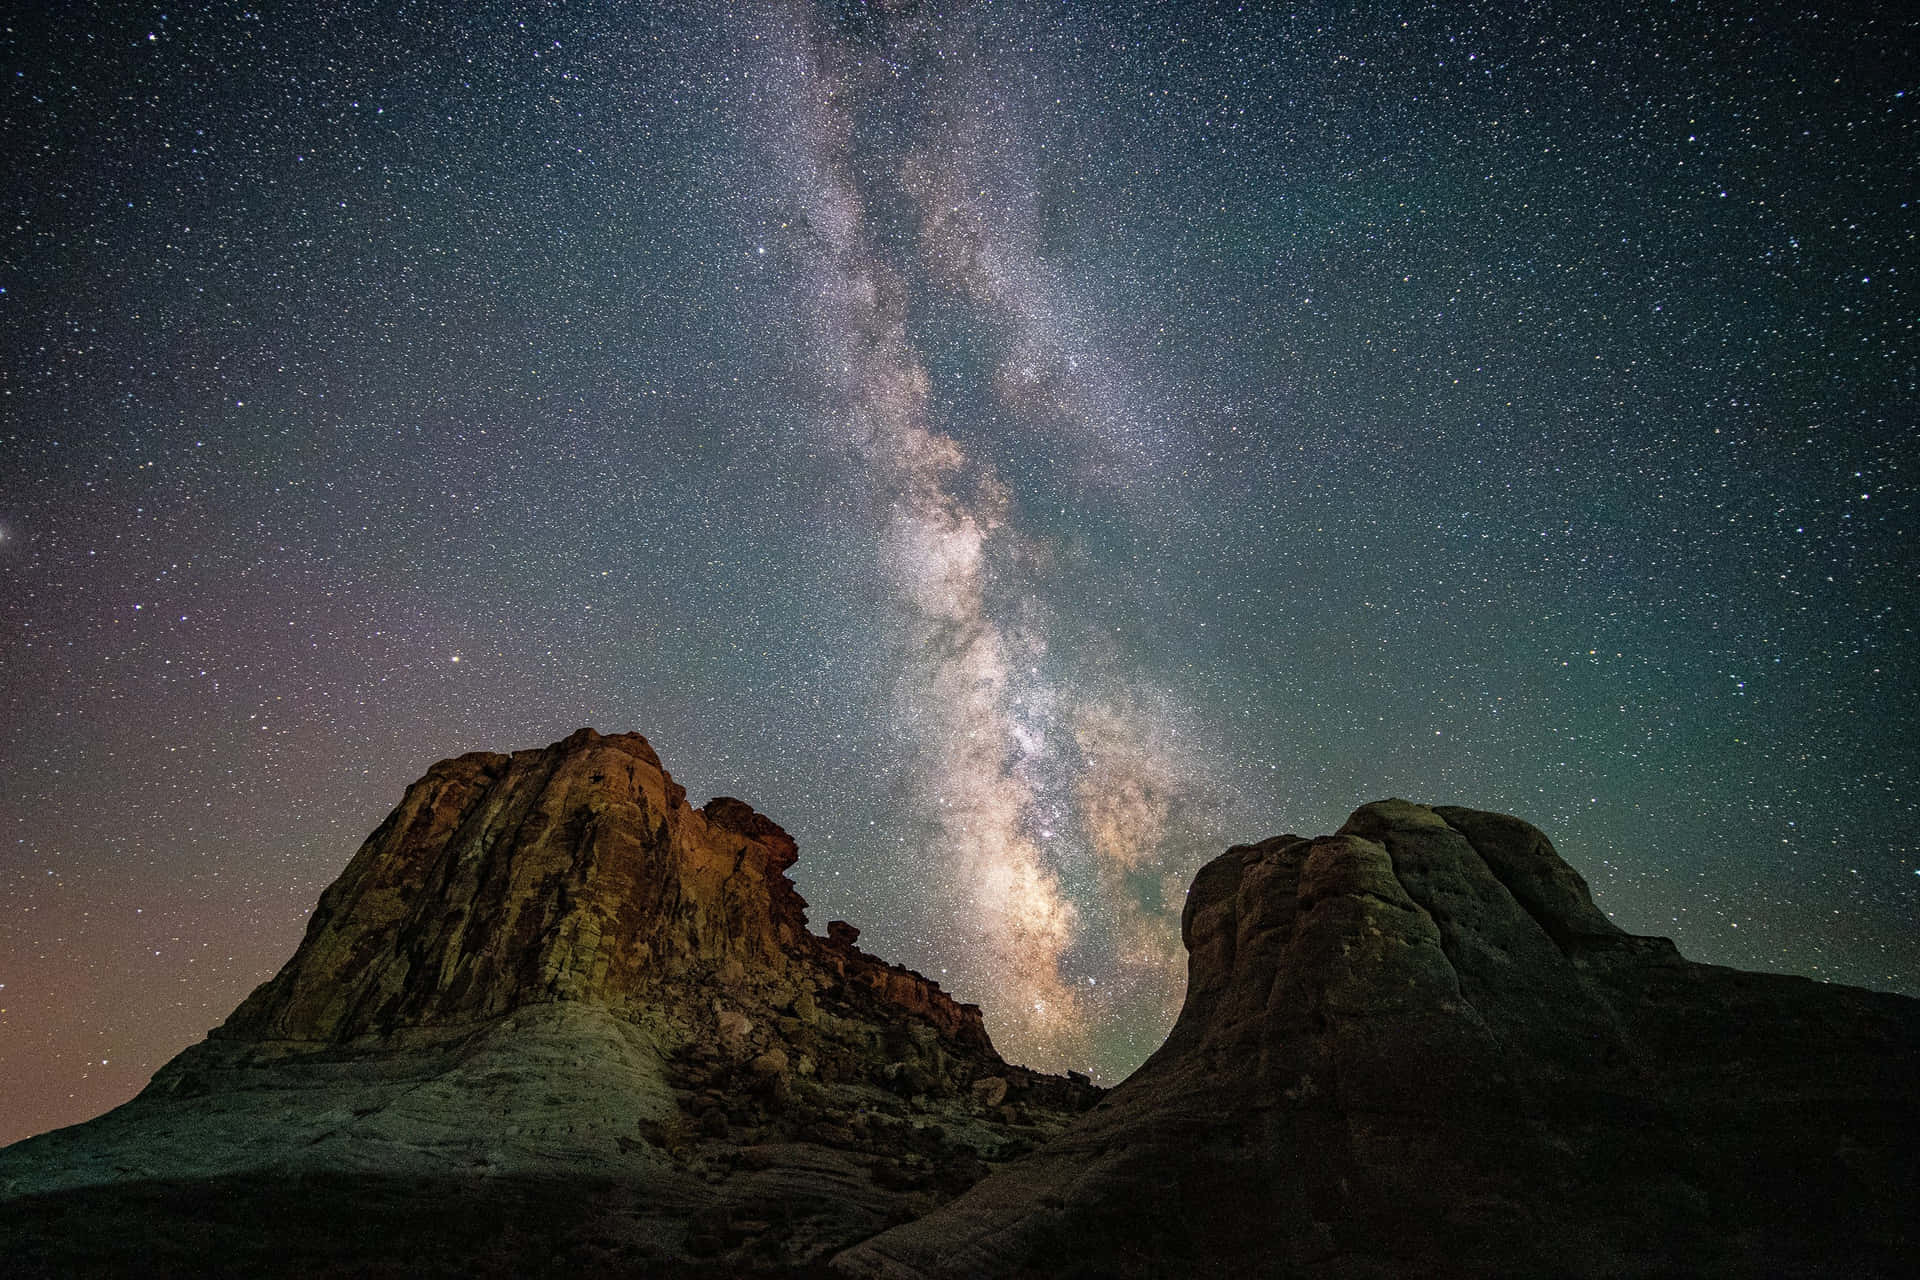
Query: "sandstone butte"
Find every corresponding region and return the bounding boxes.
[0,729,1101,1273]
[839,799,1920,1279]
[2,730,1915,1278]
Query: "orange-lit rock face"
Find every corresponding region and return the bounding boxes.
[0,729,1098,1273]
[218,729,980,1048]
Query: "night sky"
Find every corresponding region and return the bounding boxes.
[3,1,1915,1145]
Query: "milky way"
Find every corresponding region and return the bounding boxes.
[2,1,1915,1142]
[749,5,1225,1065]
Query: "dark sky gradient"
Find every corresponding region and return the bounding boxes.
[3,1,1915,1144]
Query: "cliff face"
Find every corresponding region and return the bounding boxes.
[0,730,1091,1275]
[220,728,987,1049]
[839,799,1920,1279]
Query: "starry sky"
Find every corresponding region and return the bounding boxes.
[3,0,1916,1145]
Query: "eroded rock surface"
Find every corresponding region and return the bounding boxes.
[10,771,1914,1278]
[0,729,1098,1276]
[836,799,1920,1279]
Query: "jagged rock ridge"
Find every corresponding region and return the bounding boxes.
[838,799,1920,1279]
[0,729,1096,1275]
[217,728,990,1050]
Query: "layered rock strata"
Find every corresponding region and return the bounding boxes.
[837,799,1920,1279]
[217,730,991,1051]
[0,729,1097,1275]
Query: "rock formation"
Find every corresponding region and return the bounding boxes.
[214,729,993,1053]
[0,729,1097,1275]
[6,749,1915,1278]
[837,799,1920,1279]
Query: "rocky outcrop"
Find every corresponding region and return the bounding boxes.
[217,728,988,1049]
[837,799,1920,1279]
[0,729,1097,1276]
[9,771,1914,1278]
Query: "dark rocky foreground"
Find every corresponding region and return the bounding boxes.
[837,799,1920,1278]
[2,734,1914,1277]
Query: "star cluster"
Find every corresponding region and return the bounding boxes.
[2,1,1914,1143]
